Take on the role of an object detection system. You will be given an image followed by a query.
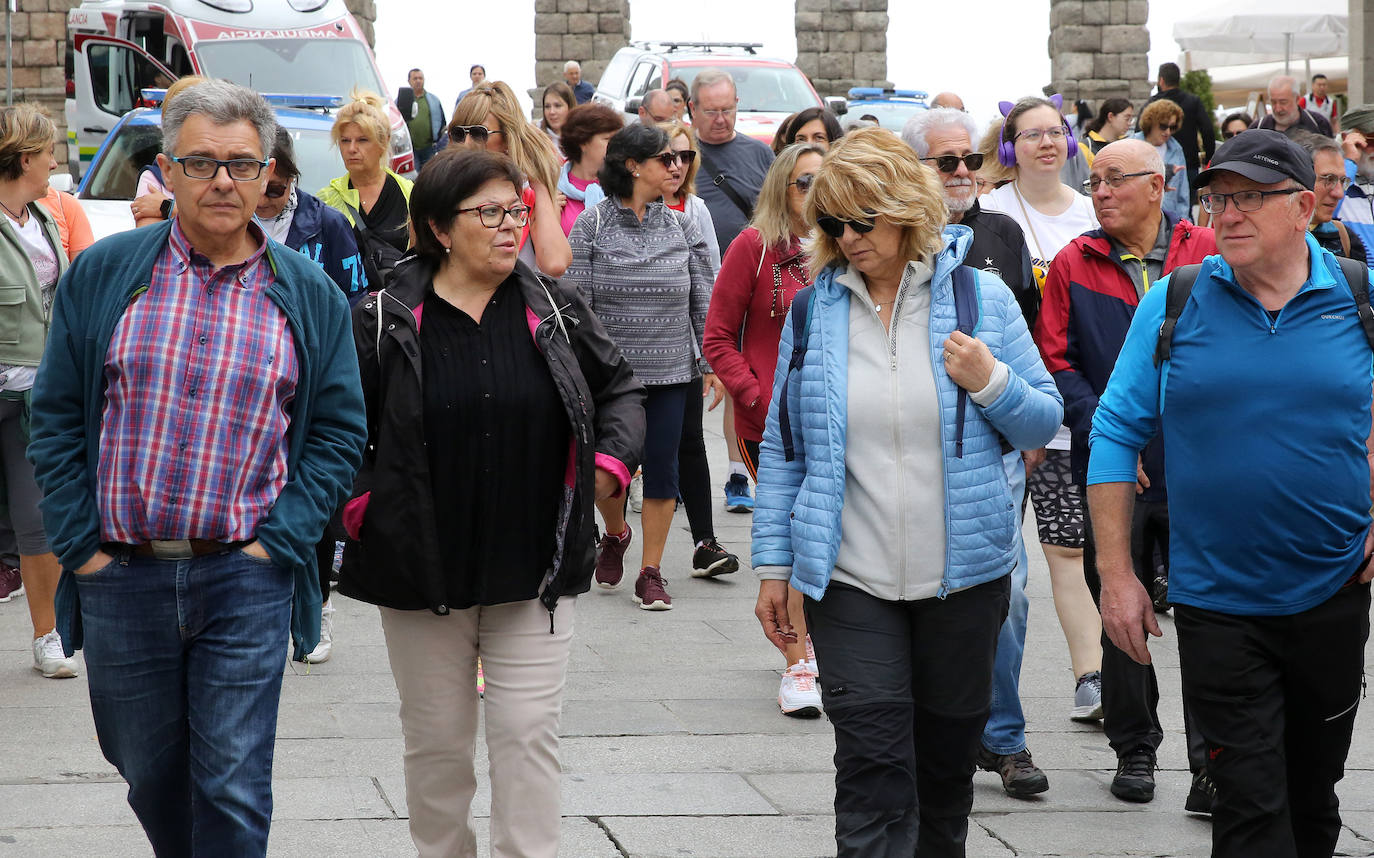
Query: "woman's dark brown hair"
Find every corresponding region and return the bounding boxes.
[559,104,624,166]
[409,149,524,263]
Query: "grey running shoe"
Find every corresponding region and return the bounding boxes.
[1070,670,1104,722]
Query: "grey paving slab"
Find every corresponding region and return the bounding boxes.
[600,815,839,858]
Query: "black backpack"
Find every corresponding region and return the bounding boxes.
[343,201,406,292]
[1154,256,1374,366]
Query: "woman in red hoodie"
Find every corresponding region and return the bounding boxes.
[704,142,826,717]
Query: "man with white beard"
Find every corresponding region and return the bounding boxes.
[902,108,1040,328]
[902,107,1050,799]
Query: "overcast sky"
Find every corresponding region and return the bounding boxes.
[373,0,1217,127]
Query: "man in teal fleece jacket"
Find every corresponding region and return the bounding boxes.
[26,80,365,858]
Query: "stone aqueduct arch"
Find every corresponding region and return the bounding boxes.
[0,0,1156,167]
[534,0,1151,106]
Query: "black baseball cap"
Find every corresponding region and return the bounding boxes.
[1196,128,1315,190]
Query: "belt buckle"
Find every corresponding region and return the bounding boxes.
[149,539,194,560]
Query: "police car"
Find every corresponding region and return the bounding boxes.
[845,87,929,131]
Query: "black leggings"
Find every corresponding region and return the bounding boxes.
[676,387,715,544]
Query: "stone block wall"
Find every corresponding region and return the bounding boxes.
[794,0,889,98]
[533,0,630,90]
[2,0,80,168]
[345,0,376,47]
[1049,0,1152,108]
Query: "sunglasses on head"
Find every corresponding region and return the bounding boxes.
[815,213,875,238]
[919,153,984,173]
[448,124,492,144]
[264,182,291,199]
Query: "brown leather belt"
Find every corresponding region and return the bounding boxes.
[106,539,251,560]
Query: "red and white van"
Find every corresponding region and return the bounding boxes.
[65,0,414,178]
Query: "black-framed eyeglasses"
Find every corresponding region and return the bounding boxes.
[816,213,875,238]
[919,153,984,174]
[1083,171,1155,193]
[264,181,292,199]
[1198,188,1303,214]
[1317,173,1352,190]
[790,173,816,192]
[455,203,531,228]
[171,155,268,181]
[448,124,493,145]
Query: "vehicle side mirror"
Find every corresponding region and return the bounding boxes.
[625,97,642,116]
[48,174,74,193]
[825,97,848,116]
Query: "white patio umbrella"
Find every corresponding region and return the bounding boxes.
[1174,0,1348,73]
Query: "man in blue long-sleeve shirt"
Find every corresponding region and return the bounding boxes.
[1087,129,1374,858]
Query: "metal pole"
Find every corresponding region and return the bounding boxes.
[5,0,14,105]
[1285,32,1293,74]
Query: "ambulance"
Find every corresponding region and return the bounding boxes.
[64,0,414,178]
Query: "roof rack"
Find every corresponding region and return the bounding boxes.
[630,40,762,55]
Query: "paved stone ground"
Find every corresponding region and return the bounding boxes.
[4,420,1374,856]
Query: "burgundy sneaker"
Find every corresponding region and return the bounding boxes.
[633,566,673,611]
[595,524,633,590]
[0,562,23,603]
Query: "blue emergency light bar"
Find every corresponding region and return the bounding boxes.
[137,89,343,110]
[847,87,929,102]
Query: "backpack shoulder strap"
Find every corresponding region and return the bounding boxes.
[951,266,980,458]
[1336,254,1374,353]
[1153,263,1203,367]
[952,265,979,334]
[778,286,815,463]
[1336,219,1352,258]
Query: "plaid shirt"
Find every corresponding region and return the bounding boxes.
[97,220,299,544]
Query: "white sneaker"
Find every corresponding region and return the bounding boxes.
[778,661,822,718]
[305,602,335,664]
[628,471,644,514]
[32,630,77,679]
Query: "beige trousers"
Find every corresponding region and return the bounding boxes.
[379,596,576,858]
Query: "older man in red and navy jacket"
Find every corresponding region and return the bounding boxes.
[1034,137,1216,809]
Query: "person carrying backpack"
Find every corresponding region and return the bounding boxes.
[1089,129,1374,858]
[751,128,1063,857]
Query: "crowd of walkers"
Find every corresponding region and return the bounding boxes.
[3,49,1374,858]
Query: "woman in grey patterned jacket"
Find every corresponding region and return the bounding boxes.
[564,123,722,612]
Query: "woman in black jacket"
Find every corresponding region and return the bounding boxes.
[338,148,644,858]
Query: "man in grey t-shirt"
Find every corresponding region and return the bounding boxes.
[691,69,775,255]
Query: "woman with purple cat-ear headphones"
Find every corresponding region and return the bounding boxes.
[979,95,1107,734]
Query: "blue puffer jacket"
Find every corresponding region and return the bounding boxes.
[284,190,367,305]
[751,225,1063,601]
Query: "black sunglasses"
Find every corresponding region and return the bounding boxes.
[791,173,816,192]
[448,124,492,144]
[816,213,875,238]
[919,153,984,174]
[264,182,291,199]
[650,150,695,168]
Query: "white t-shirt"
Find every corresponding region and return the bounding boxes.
[1,209,59,391]
[981,182,1099,450]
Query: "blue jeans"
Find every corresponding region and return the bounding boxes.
[982,451,1031,755]
[76,548,293,858]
